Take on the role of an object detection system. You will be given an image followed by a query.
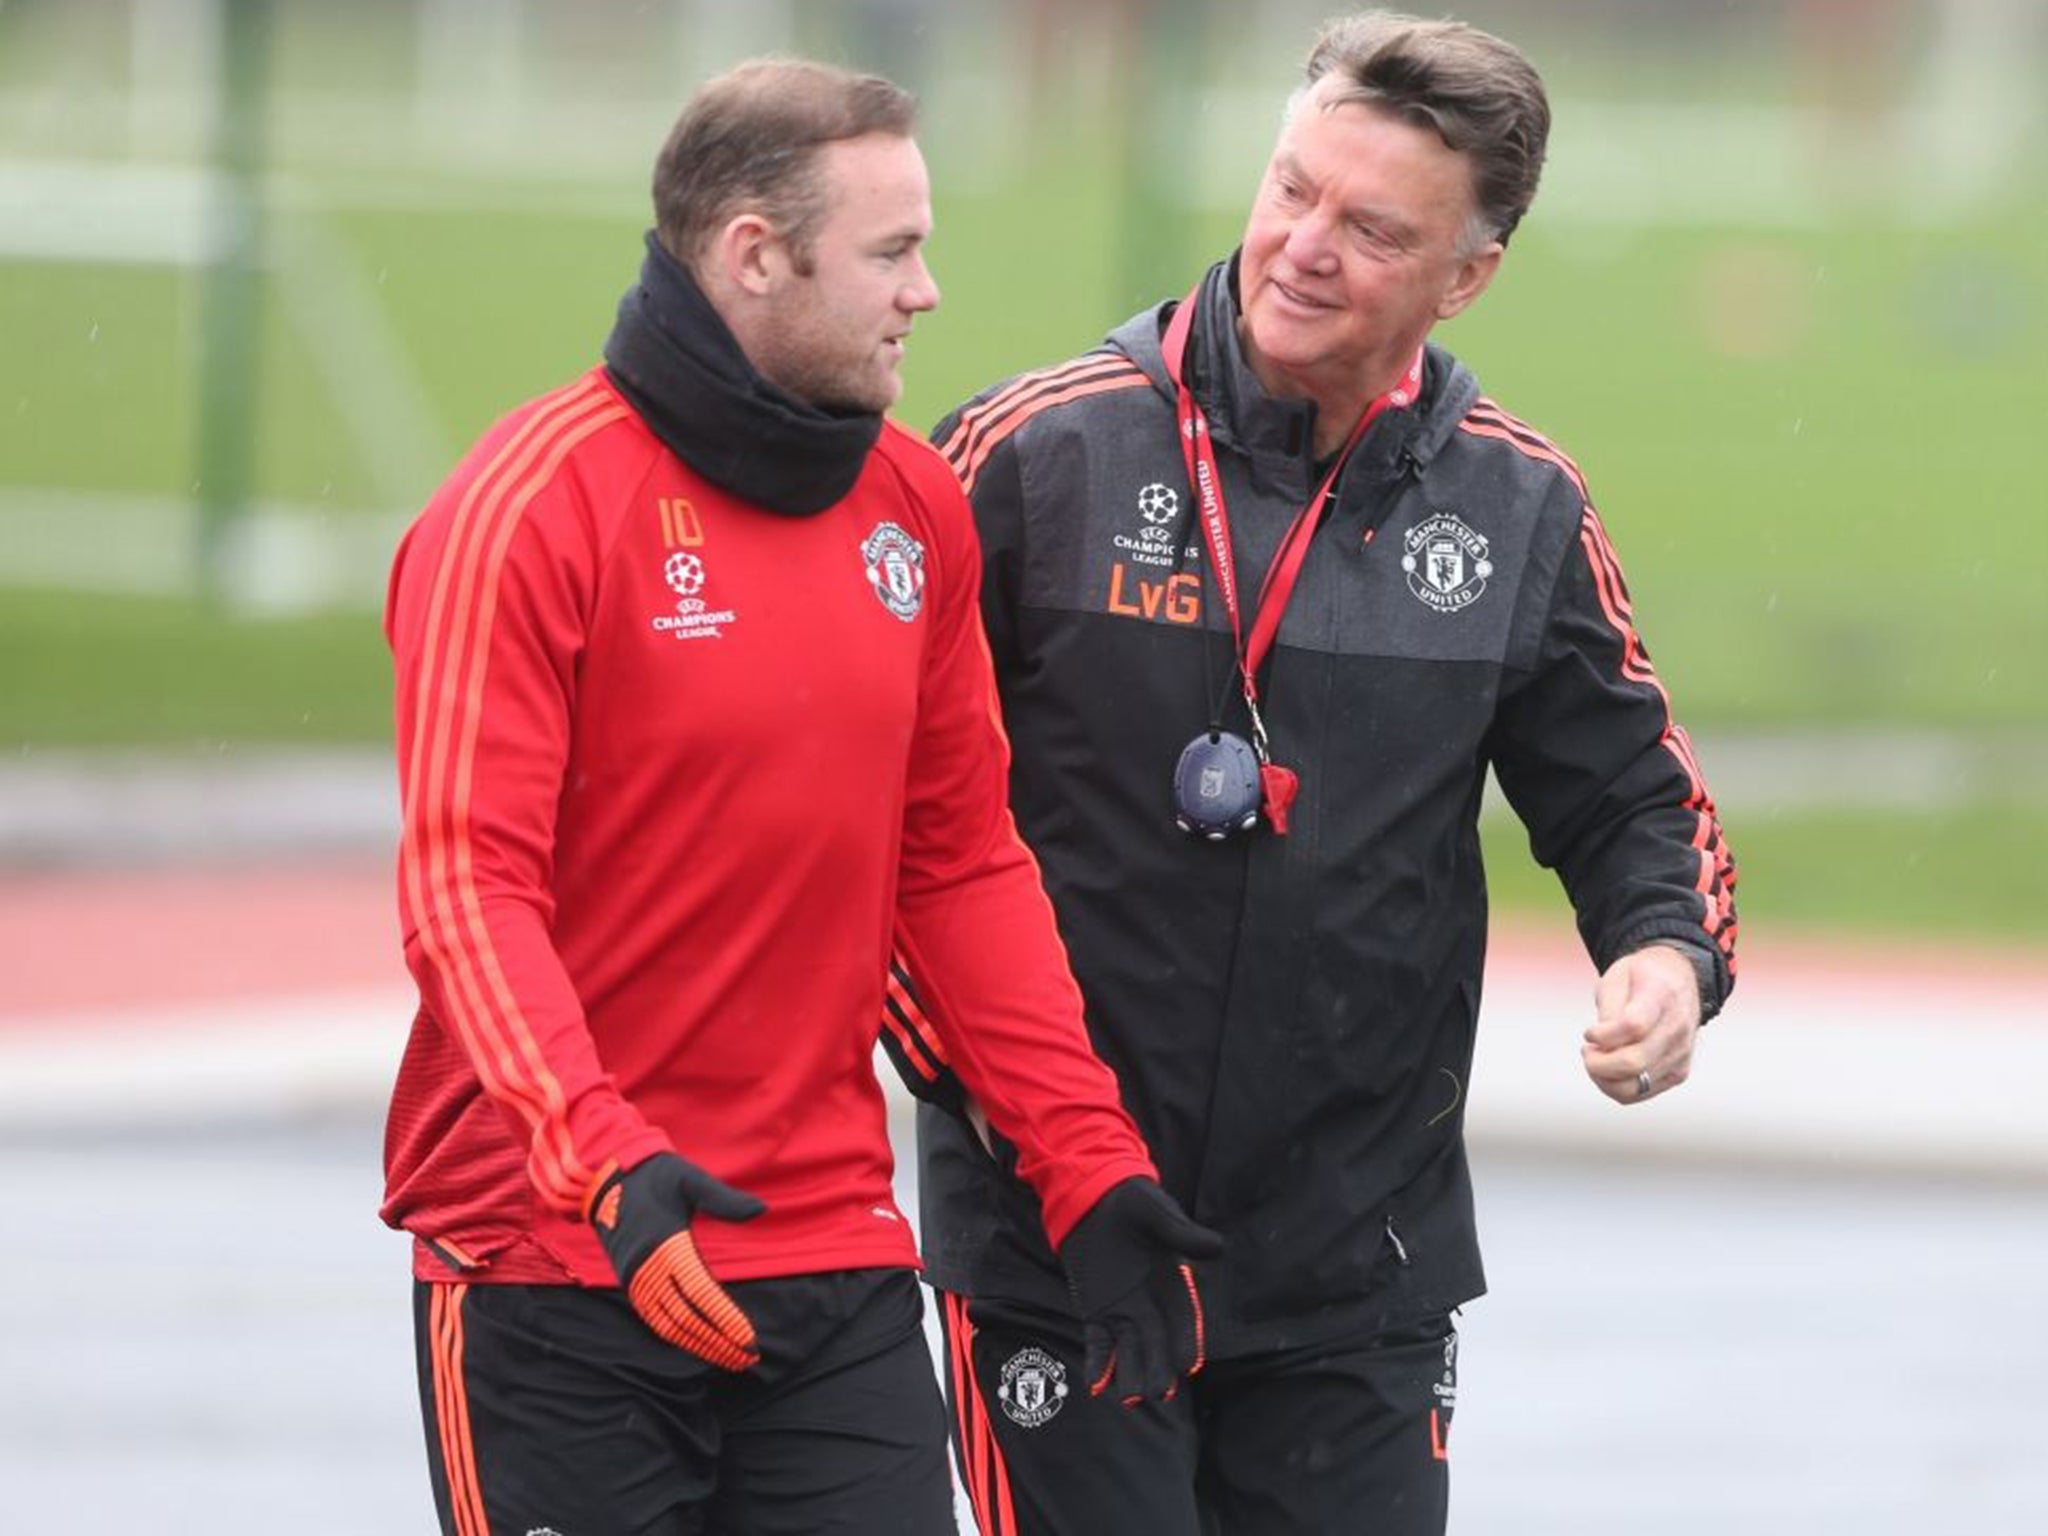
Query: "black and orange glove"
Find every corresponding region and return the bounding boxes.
[1057,1176,1224,1404]
[583,1152,767,1371]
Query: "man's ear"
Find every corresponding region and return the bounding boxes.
[713,212,787,299]
[1436,241,1503,322]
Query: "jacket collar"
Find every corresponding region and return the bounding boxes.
[601,232,881,517]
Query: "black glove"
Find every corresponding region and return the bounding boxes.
[583,1152,767,1371]
[1057,1176,1224,1403]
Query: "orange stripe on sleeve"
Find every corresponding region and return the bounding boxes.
[410,385,618,1193]
[957,372,1151,495]
[441,399,631,1207]
[1460,401,1592,502]
[470,415,635,1196]
[1573,510,1737,958]
[1457,399,1734,968]
[937,355,1137,468]
[401,377,608,1129]
[1664,723,1710,805]
[400,377,632,1211]
[1578,521,1656,688]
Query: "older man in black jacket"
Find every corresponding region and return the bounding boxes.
[884,10,1737,1535]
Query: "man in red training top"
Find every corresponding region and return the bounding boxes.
[381,57,1218,1536]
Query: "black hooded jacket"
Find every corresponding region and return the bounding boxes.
[888,258,1737,1356]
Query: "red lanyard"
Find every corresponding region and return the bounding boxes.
[1160,286,1421,754]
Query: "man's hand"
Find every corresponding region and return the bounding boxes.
[1056,1177,1224,1404]
[1582,944,1703,1105]
[584,1152,767,1370]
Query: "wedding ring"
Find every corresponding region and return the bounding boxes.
[1635,1068,1654,1099]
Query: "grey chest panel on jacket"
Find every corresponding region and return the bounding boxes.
[1010,402,1558,673]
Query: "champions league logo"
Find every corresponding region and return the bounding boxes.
[1137,482,1179,525]
[664,550,705,601]
[651,549,737,640]
[1115,482,1185,567]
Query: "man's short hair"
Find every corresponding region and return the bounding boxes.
[653,58,917,275]
[1302,11,1550,249]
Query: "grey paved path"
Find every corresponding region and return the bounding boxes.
[6,1115,2044,1535]
[3,750,2043,1533]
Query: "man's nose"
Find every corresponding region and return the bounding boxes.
[1282,211,1338,272]
[902,254,940,312]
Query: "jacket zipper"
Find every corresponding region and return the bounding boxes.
[1384,1216,1411,1267]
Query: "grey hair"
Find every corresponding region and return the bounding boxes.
[1292,10,1550,250]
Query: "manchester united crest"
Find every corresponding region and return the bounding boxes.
[861,521,927,622]
[1401,512,1493,614]
[997,1346,1069,1429]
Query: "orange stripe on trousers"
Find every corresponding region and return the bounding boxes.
[946,1294,1022,1536]
[429,1284,490,1536]
[945,1294,993,1531]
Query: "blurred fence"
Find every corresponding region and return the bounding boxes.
[3,0,2042,609]
[2,0,2045,946]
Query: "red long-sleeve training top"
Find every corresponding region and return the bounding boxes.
[381,368,1154,1286]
